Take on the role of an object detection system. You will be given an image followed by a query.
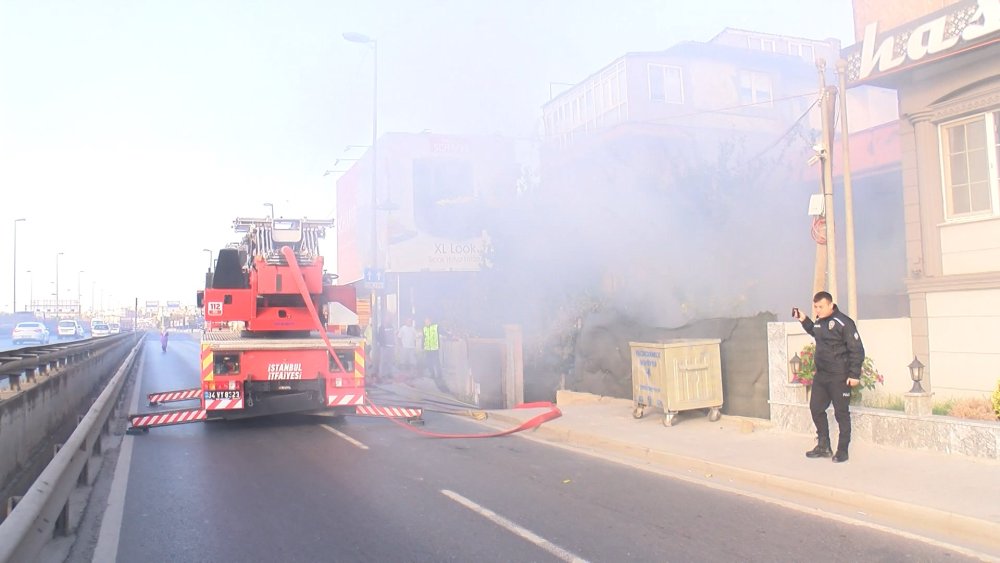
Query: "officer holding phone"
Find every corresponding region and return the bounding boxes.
[793,291,865,463]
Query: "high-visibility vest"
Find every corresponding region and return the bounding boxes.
[423,324,439,351]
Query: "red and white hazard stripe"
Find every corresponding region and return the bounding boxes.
[129,409,207,428]
[205,398,244,410]
[147,388,201,404]
[327,393,365,406]
[355,404,423,418]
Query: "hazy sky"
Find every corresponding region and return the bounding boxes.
[1,0,855,313]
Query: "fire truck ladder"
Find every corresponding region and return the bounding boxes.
[147,388,201,406]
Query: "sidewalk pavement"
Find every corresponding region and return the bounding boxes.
[475,390,1000,560]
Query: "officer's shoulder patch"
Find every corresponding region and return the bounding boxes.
[854,332,859,340]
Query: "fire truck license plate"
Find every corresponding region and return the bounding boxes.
[204,390,242,400]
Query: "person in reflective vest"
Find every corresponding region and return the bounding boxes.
[423,317,444,388]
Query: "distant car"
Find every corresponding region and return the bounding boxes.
[91,321,112,337]
[57,320,85,339]
[12,322,50,345]
[108,322,121,334]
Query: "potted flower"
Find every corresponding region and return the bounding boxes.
[793,343,884,404]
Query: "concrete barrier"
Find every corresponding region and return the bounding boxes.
[0,335,138,491]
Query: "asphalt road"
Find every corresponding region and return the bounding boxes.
[72,337,978,563]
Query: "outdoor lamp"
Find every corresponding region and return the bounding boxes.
[908,356,925,393]
[789,353,801,383]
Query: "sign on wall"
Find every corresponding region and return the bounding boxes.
[844,0,1000,84]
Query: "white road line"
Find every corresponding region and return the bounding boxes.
[440,489,589,563]
[321,424,369,450]
[92,352,145,563]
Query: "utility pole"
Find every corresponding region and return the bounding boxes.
[836,59,858,319]
[817,59,838,300]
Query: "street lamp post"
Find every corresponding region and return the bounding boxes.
[55,252,64,319]
[13,218,25,313]
[26,270,33,314]
[344,31,380,357]
[203,248,214,289]
[264,202,275,219]
[78,270,85,317]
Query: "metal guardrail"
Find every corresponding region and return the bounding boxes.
[0,335,141,563]
[0,335,132,395]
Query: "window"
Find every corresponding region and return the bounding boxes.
[760,38,776,52]
[940,112,1000,219]
[648,64,683,104]
[789,42,815,62]
[738,71,772,106]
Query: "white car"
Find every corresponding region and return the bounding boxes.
[12,322,50,345]
[108,322,121,334]
[57,320,84,339]
[91,321,112,337]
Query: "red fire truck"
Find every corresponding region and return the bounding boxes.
[128,217,421,432]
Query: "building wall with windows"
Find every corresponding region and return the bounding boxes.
[844,0,1000,397]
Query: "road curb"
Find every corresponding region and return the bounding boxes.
[486,410,1000,557]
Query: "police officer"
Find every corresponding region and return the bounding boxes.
[793,291,865,463]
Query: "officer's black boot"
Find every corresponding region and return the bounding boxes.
[805,439,833,458]
[832,445,849,463]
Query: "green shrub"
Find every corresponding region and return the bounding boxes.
[932,400,954,416]
[862,394,904,411]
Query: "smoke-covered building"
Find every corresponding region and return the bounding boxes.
[539,28,905,327]
[336,132,518,332]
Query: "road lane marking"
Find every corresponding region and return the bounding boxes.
[322,424,369,450]
[440,489,589,563]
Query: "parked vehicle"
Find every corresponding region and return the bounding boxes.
[57,319,85,339]
[12,322,50,345]
[91,321,112,337]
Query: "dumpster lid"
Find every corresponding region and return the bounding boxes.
[629,339,722,349]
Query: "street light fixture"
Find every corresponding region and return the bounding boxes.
[908,356,926,394]
[789,353,802,383]
[55,252,64,318]
[344,30,381,352]
[13,218,25,313]
[264,202,275,219]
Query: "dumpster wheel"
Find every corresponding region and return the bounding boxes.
[708,407,722,422]
[663,412,676,427]
[632,406,644,419]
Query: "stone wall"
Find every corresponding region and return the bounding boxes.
[768,321,1000,460]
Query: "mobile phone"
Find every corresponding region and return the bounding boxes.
[792,307,800,318]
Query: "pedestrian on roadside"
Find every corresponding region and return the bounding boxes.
[422,316,445,390]
[396,318,418,375]
[160,329,169,353]
[793,291,865,463]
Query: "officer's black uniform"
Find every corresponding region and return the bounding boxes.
[800,305,865,460]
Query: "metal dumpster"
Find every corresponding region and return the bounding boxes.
[629,339,723,426]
